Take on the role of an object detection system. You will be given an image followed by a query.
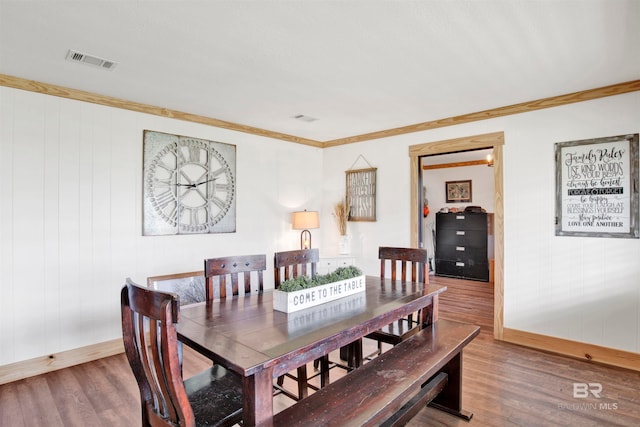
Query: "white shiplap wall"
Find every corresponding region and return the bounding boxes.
[320,92,640,354]
[0,86,323,365]
[1,84,639,367]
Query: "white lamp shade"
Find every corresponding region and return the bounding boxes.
[292,210,319,229]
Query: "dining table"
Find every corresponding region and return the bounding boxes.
[176,275,447,427]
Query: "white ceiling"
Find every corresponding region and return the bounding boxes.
[1,0,639,143]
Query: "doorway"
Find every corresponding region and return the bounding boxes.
[409,131,504,340]
[419,147,494,273]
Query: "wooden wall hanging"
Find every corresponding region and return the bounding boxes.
[346,155,377,221]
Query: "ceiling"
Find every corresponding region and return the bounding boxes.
[1,1,639,144]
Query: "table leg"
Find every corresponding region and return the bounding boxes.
[421,294,439,326]
[428,350,473,420]
[348,338,363,369]
[242,367,274,427]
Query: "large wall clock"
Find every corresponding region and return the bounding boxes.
[143,130,236,235]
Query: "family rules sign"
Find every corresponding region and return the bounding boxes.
[555,134,639,238]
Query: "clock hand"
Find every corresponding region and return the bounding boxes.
[174,177,218,188]
[193,177,218,186]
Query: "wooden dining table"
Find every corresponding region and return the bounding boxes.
[176,275,447,427]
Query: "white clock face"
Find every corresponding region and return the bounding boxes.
[143,131,236,235]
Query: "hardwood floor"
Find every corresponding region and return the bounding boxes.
[1,276,639,426]
[408,276,640,427]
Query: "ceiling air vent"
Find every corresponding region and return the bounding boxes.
[292,114,318,122]
[65,49,117,70]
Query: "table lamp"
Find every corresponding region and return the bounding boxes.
[292,210,319,249]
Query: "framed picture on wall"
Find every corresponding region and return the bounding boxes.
[446,180,472,203]
[555,133,639,238]
[346,167,377,221]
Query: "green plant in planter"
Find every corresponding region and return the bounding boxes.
[278,266,363,292]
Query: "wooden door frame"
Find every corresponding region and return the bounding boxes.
[409,131,504,340]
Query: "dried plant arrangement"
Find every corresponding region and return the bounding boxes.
[334,199,348,235]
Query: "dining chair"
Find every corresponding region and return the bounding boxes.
[365,246,429,358]
[121,278,243,427]
[146,271,206,373]
[273,248,318,285]
[273,248,329,400]
[204,254,266,301]
[204,253,290,401]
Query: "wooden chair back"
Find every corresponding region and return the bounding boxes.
[121,278,193,426]
[274,248,319,287]
[379,246,429,284]
[365,247,430,358]
[204,254,266,301]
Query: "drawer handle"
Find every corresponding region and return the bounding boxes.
[456,231,466,235]
[456,262,465,267]
[456,246,465,251]
[456,215,465,220]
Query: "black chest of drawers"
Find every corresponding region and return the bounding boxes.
[435,212,489,281]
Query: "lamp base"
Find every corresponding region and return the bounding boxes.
[300,229,312,250]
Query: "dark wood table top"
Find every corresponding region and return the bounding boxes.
[176,276,447,379]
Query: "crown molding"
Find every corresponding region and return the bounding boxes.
[324,79,640,147]
[0,73,324,148]
[2,73,638,148]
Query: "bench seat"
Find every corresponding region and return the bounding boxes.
[273,318,480,426]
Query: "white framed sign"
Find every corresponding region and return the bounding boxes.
[555,133,639,238]
[346,168,377,221]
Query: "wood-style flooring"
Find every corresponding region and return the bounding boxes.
[1,276,639,426]
[410,276,640,427]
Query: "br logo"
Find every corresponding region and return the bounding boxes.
[573,383,602,398]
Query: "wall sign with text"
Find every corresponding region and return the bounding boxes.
[555,133,639,238]
[346,167,377,221]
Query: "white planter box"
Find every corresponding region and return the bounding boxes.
[273,275,366,313]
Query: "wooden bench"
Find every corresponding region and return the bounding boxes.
[273,318,480,427]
